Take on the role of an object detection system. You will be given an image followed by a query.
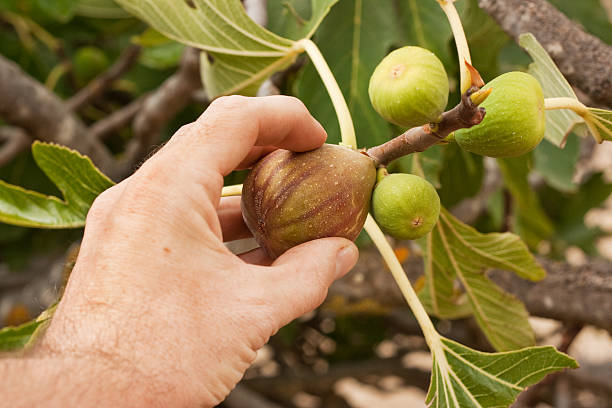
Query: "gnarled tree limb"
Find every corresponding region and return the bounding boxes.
[0,126,30,167]
[329,246,612,333]
[0,55,117,177]
[478,0,612,107]
[120,47,202,172]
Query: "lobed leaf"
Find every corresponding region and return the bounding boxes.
[0,142,114,228]
[202,0,338,97]
[294,0,399,147]
[419,208,545,351]
[585,108,612,142]
[426,336,578,407]
[497,155,554,249]
[75,0,131,18]
[0,320,45,351]
[533,136,580,193]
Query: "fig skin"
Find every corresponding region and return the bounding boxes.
[368,46,449,128]
[372,173,440,240]
[241,144,377,259]
[455,71,545,158]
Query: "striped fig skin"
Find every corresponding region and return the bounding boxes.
[241,144,377,259]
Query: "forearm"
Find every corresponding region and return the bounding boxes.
[0,350,165,408]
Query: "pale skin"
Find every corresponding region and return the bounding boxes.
[0,96,359,408]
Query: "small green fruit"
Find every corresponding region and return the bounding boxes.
[241,144,377,259]
[74,46,110,85]
[455,71,545,158]
[372,173,440,240]
[369,46,449,128]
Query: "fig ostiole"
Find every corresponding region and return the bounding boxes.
[371,173,440,240]
[368,46,449,128]
[241,144,377,259]
[454,71,545,158]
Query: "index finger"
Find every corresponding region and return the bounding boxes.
[170,95,327,176]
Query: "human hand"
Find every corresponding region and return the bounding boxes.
[36,96,359,407]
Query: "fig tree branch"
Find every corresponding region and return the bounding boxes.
[119,47,202,173]
[0,126,30,167]
[0,54,117,176]
[89,95,146,141]
[366,88,486,166]
[478,0,612,108]
[65,45,141,111]
[329,247,612,333]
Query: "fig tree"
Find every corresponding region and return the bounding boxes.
[241,144,377,259]
[455,71,545,158]
[368,46,449,128]
[372,173,440,240]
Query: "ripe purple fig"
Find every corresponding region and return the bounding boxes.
[241,144,377,259]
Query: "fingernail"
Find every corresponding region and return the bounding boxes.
[335,244,358,279]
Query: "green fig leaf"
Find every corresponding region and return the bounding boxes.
[398,0,454,67]
[0,304,56,351]
[419,207,545,351]
[518,33,587,147]
[0,142,114,228]
[267,0,340,41]
[294,0,399,147]
[438,144,484,208]
[457,0,510,80]
[498,155,555,249]
[585,107,612,142]
[0,320,45,351]
[75,0,131,18]
[203,0,338,97]
[426,336,578,407]
[114,0,310,97]
[533,135,580,193]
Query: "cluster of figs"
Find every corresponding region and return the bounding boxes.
[241,46,546,259]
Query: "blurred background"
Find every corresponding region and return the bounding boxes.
[0,0,611,407]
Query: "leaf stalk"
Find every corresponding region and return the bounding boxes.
[295,39,357,149]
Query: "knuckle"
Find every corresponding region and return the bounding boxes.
[86,185,118,224]
[209,95,248,112]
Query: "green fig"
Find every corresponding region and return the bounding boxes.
[455,71,545,158]
[372,173,440,240]
[369,46,449,128]
[73,46,110,85]
[241,144,377,259]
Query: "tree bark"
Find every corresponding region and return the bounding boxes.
[0,55,117,177]
[329,246,612,333]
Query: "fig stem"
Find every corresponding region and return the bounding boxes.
[544,96,588,116]
[295,39,357,149]
[438,0,473,94]
[364,216,450,372]
[222,184,243,197]
[366,87,487,166]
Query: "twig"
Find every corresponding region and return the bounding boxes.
[0,54,116,176]
[66,45,141,111]
[89,96,146,140]
[0,126,30,167]
[120,47,201,172]
[366,88,486,166]
[478,0,612,107]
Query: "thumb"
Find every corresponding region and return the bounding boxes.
[263,238,359,326]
